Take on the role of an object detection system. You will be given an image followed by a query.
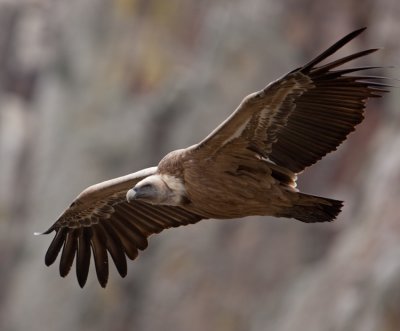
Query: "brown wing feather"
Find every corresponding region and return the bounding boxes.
[196,27,390,173]
[40,167,203,287]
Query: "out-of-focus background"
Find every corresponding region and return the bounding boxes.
[0,0,399,330]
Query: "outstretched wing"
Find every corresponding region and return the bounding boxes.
[196,27,390,173]
[40,167,203,288]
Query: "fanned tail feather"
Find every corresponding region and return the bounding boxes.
[279,193,343,223]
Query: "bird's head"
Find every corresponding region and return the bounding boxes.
[126,174,186,206]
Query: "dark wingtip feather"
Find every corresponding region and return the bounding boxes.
[90,225,109,288]
[76,227,92,288]
[44,227,67,266]
[59,230,78,278]
[100,222,128,278]
[301,27,367,72]
[310,48,379,76]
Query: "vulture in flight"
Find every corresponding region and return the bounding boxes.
[39,28,390,287]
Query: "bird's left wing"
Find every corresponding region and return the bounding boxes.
[39,167,203,287]
[196,28,389,173]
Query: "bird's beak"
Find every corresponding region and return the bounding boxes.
[126,188,139,203]
[127,186,155,203]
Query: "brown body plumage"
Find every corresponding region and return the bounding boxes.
[39,28,390,287]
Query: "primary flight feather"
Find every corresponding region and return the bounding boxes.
[40,28,390,287]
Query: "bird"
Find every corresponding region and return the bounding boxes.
[39,27,390,287]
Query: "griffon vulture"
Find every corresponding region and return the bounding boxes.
[39,28,389,287]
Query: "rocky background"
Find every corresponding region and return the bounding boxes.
[0,0,399,330]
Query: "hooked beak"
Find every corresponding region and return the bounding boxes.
[126,186,156,203]
[126,188,139,203]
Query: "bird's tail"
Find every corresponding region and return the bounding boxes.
[278,193,343,223]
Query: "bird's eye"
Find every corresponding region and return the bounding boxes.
[141,184,152,190]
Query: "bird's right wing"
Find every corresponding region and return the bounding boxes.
[39,167,203,288]
[196,28,389,173]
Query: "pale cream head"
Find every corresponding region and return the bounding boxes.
[126,174,187,206]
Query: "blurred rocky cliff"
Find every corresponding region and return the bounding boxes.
[0,1,399,330]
